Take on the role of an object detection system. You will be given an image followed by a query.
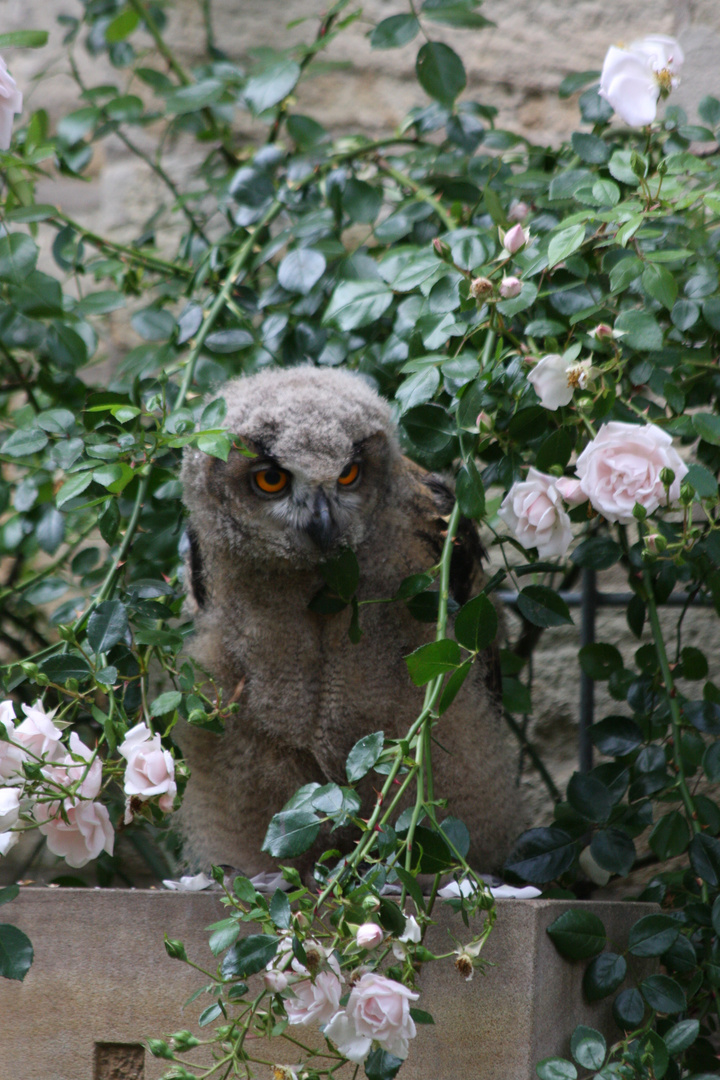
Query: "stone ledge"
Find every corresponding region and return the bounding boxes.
[0,888,655,1080]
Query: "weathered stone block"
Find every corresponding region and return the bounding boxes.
[0,888,654,1080]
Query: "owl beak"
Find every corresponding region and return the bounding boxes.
[306,488,339,552]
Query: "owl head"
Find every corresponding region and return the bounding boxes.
[181,367,402,569]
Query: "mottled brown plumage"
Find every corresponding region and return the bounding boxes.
[179,367,524,876]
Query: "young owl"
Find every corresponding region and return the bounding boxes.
[179,366,524,877]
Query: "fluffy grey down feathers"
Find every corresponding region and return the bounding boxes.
[179,366,525,876]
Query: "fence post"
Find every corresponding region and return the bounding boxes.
[579,567,596,773]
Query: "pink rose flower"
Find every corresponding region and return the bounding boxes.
[499,222,530,254]
[283,966,343,1027]
[37,798,114,868]
[14,701,64,762]
[119,722,177,812]
[0,56,23,151]
[356,923,384,950]
[41,732,102,800]
[499,276,522,299]
[343,973,419,1060]
[35,734,113,867]
[572,420,688,523]
[498,468,573,558]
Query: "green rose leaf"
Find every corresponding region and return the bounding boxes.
[370,14,420,49]
[627,914,680,957]
[364,1048,404,1080]
[546,908,606,960]
[454,593,497,653]
[244,60,301,114]
[405,639,463,685]
[0,924,34,981]
[346,731,385,783]
[87,600,129,654]
[517,586,573,628]
[570,1026,606,1071]
[416,42,466,107]
[536,1059,577,1080]
[323,280,394,331]
[640,974,686,1014]
[582,952,627,1001]
[277,249,326,295]
[505,827,577,883]
[220,934,278,979]
[262,810,321,858]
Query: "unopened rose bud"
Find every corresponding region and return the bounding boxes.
[645,533,667,554]
[590,323,614,341]
[164,936,188,962]
[660,466,676,488]
[469,276,493,300]
[264,969,290,993]
[632,502,647,521]
[499,275,522,299]
[630,151,647,178]
[147,1039,175,1060]
[499,223,530,254]
[19,662,39,676]
[356,923,384,949]
[477,411,493,433]
[679,482,695,506]
[362,894,381,913]
[432,238,450,259]
[508,200,529,223]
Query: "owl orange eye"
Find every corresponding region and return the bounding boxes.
[252,467,289,494]
[337,462,360,487]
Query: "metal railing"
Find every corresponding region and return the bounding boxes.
[498,569,711,777]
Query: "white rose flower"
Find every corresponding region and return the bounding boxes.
[0,701,28,784]
[572,420,688,523]
[119,722,177,812]
[498,468,573,559]
[0,786,21,833]
[0,56,23,151]
[323,1010,372,1065]
[0,830,19,856]
[528,354,592,411]
[599,35,683,127]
